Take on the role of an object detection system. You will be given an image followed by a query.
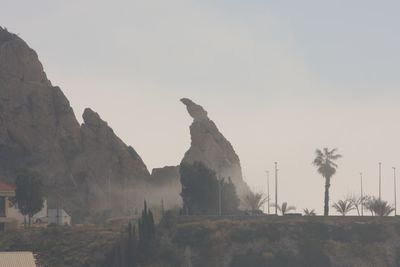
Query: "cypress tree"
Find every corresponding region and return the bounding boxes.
[138,200,156,256]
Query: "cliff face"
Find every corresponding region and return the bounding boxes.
[0,28,81,186]
[0,28,150,220]
[180,98,250,196]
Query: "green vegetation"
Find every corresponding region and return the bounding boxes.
[303,208,316,216]
[14,170,44,227]
[180,162,239,215]
[365,197,395,216]
[313,148,342,216]
[0,226,120,267]
[273,202,296,215]
[2,216,400,266]
[332,199,354,216]
[243,192,268,212]
[100,222,137,267]
[138,200,155,256]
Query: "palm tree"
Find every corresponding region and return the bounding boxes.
[365,197,395,216]
[332,200,354,216]
[347,194,368,216]
[313,148,342,216]
[303,208,316,216]
[243,192,269,212]
[272,202,296,215]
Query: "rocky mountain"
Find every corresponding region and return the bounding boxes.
[180,98,250,196]
[149,98,251,207]
[0,27,250,220]
[0,27,149,220]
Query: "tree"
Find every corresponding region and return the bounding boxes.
[15,170,44,227]
[138,200,155,249]
[126,222,137,267]
[180,162,240,215]
[272,202,296,215]
[332,199,354,216]
[221,177,240,214]
[180,162,219,215]
[347,194,368,216]
[303,208,316,216]
[365,197,394,216]
[243,192,268,212]
[102,222,137,267]
[313,148,342,216]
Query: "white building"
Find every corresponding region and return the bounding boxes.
[47,208,71,226]
[9,199,71,226]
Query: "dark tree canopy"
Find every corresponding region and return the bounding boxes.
[180,162,239,215]
[138,200,155,256]
[221,177,240,214]
[15,170,44,226]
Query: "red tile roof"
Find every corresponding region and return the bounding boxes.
[0,181,15,192]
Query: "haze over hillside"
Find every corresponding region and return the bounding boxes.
[2,1,400,214]
[0,27,250,220]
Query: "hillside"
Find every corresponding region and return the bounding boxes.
[0,226,121,267]
[2,216,400,267]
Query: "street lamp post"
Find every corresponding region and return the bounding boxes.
[393,167,397,216]
[360,172,364,216]
[379,162,382,200]
[274,162,278,215]
[266,171,270,214]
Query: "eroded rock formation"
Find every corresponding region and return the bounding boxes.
[0,27,150,220]
[0,27,250,220]
[180,98,250,196]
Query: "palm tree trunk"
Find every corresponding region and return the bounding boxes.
[324,176,331,216]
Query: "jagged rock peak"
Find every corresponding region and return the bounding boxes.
[180,97,251,196]
[180,98,208,120]
[82,108,108,128]
[0,28,152,220]
[0,26,48,83]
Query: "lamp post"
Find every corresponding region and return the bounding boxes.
[393,167,397,216]
[266,171,270,214]
[379,162,382,200]
[360,172,364,216]
[274,162,278,215]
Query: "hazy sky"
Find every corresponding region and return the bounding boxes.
[2,0,400,214]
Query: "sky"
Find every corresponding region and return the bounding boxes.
[2,0,400,215]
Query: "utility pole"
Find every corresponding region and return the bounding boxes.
[266,171,270,215]
[360,172,364,216]
[379,162,382,200]
[274,162,278,215]
[394,167,397,216]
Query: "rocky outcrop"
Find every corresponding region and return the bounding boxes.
[150,98,251,204]
[69,108,150,212]
[0,27,150,220]
[0,27,251,220]
[0,28,81,186]
[148,166,182,208]
[180,98,250,196]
